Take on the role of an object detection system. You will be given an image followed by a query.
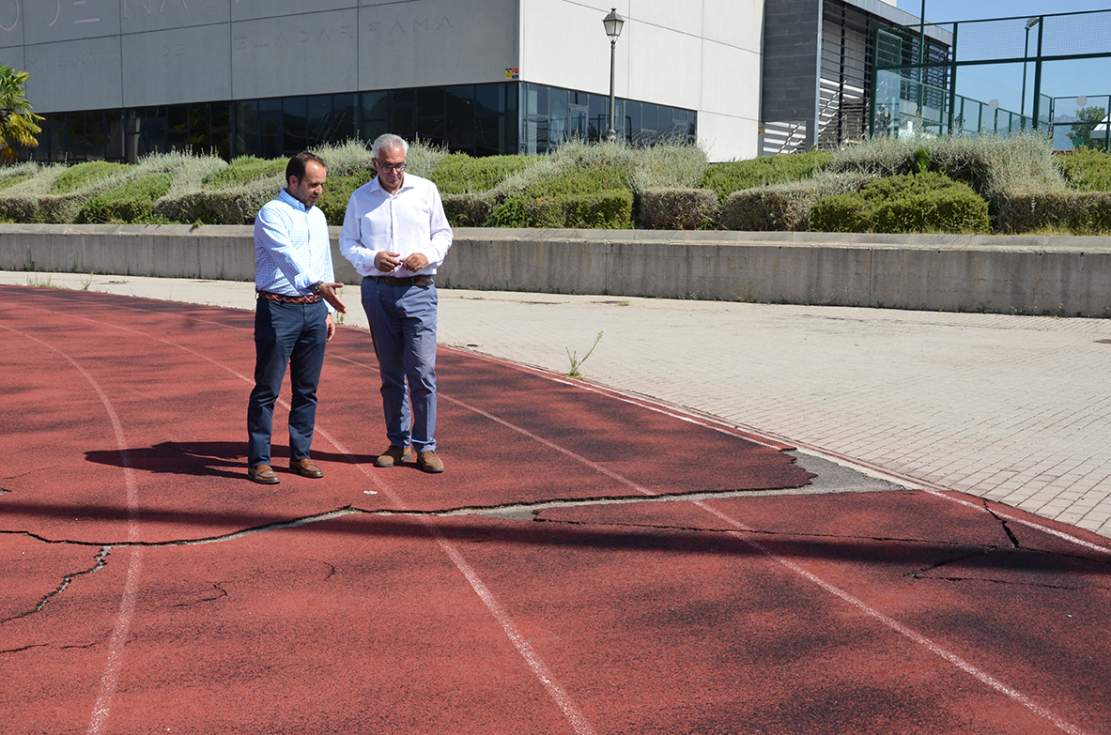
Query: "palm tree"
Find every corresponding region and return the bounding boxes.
[0,65,43,161]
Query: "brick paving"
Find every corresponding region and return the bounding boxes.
[5,271,1111,538]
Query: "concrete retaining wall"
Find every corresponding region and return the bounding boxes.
[2,224,1110,317]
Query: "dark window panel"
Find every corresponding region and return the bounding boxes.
[234,100,258,158]
[389,88,416,142]
[445,84,475,152]
[416,86,446,146]
[210,102,230,159]
[331,93,356,143]
[282,96,307,155]
[589,93,606,141]
[188,102,209,153]
[258,98,283,159]
[166,104,188,152]
[548,86,569,147]
[306,94,332,148]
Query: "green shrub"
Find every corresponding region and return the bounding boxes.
[637,188,720,229]
[0,171,34,191]
[431,154,538,195]
[810,172,989,234]
[701,151,832,201]
[721,172,871,231]
[316,173,367,226]
[521,164,631,198]
[995,190,1111,234]
[1058,148,1111,192]
[828,134,1066,202]
[76,173,174,223]
[203,156,285,189]
[153,179,273,225]
[487,190,633,228]
[442,192,494,227]
[51,161,129,194]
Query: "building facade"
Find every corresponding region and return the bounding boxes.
[0,0,756,162]
[0,0,926,163]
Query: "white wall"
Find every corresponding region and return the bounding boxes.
[520,0,764,160]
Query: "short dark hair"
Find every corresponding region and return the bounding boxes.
[286,151,326,185]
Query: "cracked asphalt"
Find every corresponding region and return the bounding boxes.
[3,284,1111,734]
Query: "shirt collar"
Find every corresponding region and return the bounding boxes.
[278,188,309,212]
[369,175,414,196]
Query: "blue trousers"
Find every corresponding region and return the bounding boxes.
[361,277,439,452]
[246,299,328,468]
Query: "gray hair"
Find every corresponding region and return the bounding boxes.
[371,133,409,159]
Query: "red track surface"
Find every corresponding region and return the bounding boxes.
[2,286,1111,734]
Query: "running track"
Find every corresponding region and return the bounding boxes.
[2,286,1111,734]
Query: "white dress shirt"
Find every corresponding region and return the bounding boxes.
[339,173,453,277]
[254,188,337,312]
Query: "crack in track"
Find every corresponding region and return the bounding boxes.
[984,501,1022,549]
[171,582,228,609]
[0,546,111,625]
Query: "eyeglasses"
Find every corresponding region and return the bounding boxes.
[376,162,406,172]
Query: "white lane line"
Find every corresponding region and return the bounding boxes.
[35,307,596,735]
[0,324,144,735]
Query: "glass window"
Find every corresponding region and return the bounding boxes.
[258,98,282,159]
[331,93,356,142]
[588,93,606,141]
[187,102,209,152]
[525,83,548,117]
[445,84,475,152]
[234,100,258,158]
[416,86,446,146]
[623,100,641,143]
[210,102,230,159]
[166,104,188,152]
[548,86,569,147]
[389,88,416,142]
[641,103,658,136]
[475,83,505,156]
[360,91,388,142]
[282,96,307,154]
[306,94,332,148]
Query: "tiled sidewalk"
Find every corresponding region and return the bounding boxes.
[6,271,1111,537]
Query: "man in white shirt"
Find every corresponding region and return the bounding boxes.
[340,134,453,473]
[247,152,346,485]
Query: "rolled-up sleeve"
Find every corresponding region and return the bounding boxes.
[255,205,313,292]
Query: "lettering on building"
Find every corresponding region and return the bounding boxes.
[49,0,102,27]
[365,16,453,35]
[0,0,19,33]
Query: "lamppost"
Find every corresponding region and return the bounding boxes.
[1020,16,1041,125]
[602,8,624,143]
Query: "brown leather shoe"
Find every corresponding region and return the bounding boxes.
[417,450,445,474]
[290,458,324,479]
[248,463,280,485]
[374,445,415,468]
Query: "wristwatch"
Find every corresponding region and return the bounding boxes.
[309,281,323,294]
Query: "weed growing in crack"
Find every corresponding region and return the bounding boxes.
[565,331,603,379]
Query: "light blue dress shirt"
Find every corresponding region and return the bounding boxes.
[254,188,337,311]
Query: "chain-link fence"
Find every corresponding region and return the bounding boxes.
[871,9,1111,149]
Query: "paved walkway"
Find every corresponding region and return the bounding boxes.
[6,270,1111,538]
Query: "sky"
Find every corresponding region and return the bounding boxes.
[893,0,1111,138]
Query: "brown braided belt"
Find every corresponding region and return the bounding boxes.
[257,290,322,304]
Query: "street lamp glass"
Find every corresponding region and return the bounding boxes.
[1025,16,1041,29]
[603,8,624,39]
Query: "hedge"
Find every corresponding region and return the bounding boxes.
[152,179,273,225]
[431,154,538,195]
[76,172,174,224]
[810,172,989,234]
[487,190,633,229]
[720,173,871,231]
[995,190,1111,234]
[51,161,129,195]
[203,156,285,189]
[637,188,719,229]
[1058,148,1111,192]
[701,150,831,201]
[442,192,494,227]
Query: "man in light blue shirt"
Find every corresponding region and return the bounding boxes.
[340,133,453,473]
[247,152,346,485]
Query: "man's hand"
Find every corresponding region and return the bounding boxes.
[402,252,429,271]
[374,251,403,271]
[325,313,336,341]
[318,282,346,314]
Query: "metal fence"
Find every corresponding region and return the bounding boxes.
[871,8,1111,149]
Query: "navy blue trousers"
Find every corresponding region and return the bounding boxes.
[246,299,328,468]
